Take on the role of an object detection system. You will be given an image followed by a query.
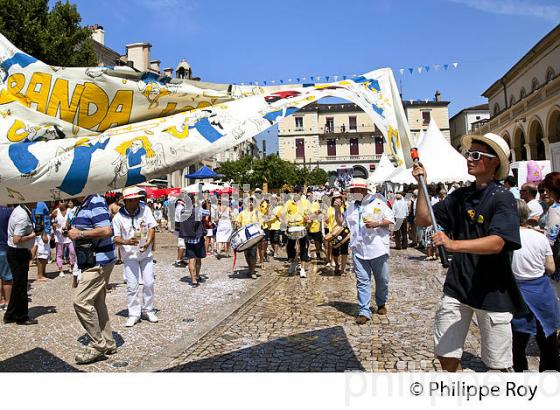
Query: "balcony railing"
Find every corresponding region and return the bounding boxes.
[322,125,365,134]
[317,154,383,162]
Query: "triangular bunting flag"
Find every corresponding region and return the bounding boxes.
[444,64,449,70]
[408,68,414,74]
[399,68,405,75]
[424,66,430,72]
[417,67,423,74]
[452,62,459,69]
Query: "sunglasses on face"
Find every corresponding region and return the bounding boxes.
[464,150,496,161]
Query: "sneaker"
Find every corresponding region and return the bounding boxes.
[377,305,387,315]
[75,348,107,365]
[355,315,370,325]
[125,316,140,327]
[251,273,258,279]
[299,268,306,278]
[288,261,297,275]
[58,271,65,278]
[105,347,118,355]
[142,311,159,323]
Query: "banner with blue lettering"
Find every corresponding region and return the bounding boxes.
[0,33,412,203]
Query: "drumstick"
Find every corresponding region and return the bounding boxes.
[410,148,449,268]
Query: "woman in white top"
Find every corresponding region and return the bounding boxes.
[511,199,560,372]
[215,199,233,258]
[51,200,76,277]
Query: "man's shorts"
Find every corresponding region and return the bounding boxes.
[308,231,323,243]
[0,250,13,281]
[268,230,281,245]
[434,295,513,369]
[177,237,186,249]
[185,238,206,260]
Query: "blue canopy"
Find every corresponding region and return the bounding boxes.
[185,165,222,179]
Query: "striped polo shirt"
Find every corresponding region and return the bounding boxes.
[72,194,116,266]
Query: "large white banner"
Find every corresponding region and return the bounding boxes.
[0,33,412,203]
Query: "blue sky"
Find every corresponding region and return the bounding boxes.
[62,0,558,153]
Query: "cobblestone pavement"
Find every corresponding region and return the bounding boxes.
[165,248,499,372]
[0,231,283,372]
[0,233,538,372]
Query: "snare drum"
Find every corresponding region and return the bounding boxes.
[230,223,265,252]
[326,225,350,249]
[286,226,307,240]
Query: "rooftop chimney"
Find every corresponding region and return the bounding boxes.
[163,67,173,77]
[149,60,161,74]
[90,24,104,46]
[126,42,152,72]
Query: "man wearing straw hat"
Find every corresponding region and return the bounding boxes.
[112,186,158,327]
[343,178,395,325]
[413,133,523,372]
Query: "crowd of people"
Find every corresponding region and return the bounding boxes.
[1,132,560,372]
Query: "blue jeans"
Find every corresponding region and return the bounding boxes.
[353,253,389,318]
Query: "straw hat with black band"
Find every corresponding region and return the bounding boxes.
[461,133,511,180]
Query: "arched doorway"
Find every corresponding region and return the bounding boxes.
[352,165,368,179]
[528,117,545,160]
[547,108,560,144]
[513,127,527,161]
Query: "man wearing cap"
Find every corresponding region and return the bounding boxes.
[112,187,158,327]
[343,178,395,324]
[414,133,522,372]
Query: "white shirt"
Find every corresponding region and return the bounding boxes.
[392,198,408,219]
[112,204,157,261]
[512,228,552,280]
[7,205,35,249]
[527,198,544,219]
[346,195,395,260]
[54,208,72,244]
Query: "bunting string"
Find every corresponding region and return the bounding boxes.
[235,61,460,86]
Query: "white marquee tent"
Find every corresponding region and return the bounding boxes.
[369,153,397,185]
[388,119,474,184]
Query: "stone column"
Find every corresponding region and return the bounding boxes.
[542,137,551,160]
[525,143,537,160]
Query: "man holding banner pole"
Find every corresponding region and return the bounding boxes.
[413,133,523,372]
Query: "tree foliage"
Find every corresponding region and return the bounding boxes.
[0,0,97,67]
[217,154,328,189]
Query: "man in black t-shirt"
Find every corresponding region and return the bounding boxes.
[414,133,522,372]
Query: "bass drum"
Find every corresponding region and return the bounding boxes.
[230,223,265,252]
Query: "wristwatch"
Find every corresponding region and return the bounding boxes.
[79,231,85,239]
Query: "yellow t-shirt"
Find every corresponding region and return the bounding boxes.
[327,205,345,231]
[285,199,305,228]
[269,205,283,231]
[237,209,260,227]
[308,201,322,233]
[259,202,270,229]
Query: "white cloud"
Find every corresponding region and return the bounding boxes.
[449,0,560,21]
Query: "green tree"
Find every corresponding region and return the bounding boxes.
[216,154,329,189]
[0,0,97,67]
[307,167,328,186]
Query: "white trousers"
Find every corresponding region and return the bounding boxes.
[123,258,155,318]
